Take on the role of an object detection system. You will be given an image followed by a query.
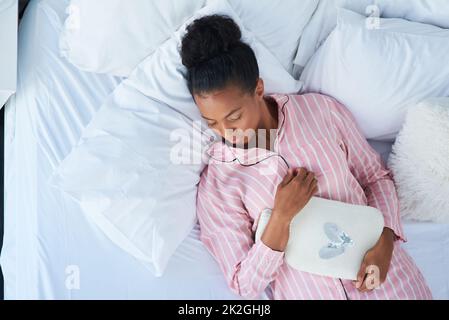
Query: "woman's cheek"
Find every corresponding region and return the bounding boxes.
[241,116,259,133]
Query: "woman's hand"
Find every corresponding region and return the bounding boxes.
[272,168,318,223]
[260,168,317,252]
[354,227,395,292]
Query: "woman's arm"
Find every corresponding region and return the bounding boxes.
[197,166,284,300]
[262,168,317,251]
[326,96,406,242]
[197,166,316,299]
[325,95,405,291]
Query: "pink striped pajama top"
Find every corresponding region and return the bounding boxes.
[196,93,432,300]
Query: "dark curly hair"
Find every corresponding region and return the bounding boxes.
[180,15,259,96]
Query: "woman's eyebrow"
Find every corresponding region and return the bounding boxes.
[202,107,243,121]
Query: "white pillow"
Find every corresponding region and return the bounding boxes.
[51,85,205,277]
[60,0,319,78]
[226,0,319,74]
[128,0,303,119]
[52,0,302,276]
[294,0,449,74]
[60,0,206,77]
[388,98,449,224]
[300,8,449,141]
[341,0,449,29]
[293,0,339,76]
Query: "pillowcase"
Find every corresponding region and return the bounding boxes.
[226,0,318,74]
[293,0,339,77]
[60,0,206,77]
[341,0,449,29]
[294,0,449,75]
[127,0,303,120]
[300,8,449,141]
[388,98,449,223]
[51,84,205,277]
[60,0,319,77]
[52,0,302,276]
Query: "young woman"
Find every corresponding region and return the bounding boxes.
[181,15,432,300]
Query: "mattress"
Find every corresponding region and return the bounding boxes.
[1,0,448,300]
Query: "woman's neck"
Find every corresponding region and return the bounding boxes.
[260,96,279,131]
[256,96,279,151]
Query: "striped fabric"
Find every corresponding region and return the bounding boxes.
[196,93,432,300]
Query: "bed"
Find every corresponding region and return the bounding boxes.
[1,0,448,299]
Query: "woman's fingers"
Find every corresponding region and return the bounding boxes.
[309,183,318,197]
[280,169,296,187]
[294,168,308,182]
[355,260,368,290]
[282,168,318,196]
[304,171,315,185]
[358,282,368,293]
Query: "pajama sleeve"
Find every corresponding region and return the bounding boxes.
[196,165,285,300]
[326,96,406,242]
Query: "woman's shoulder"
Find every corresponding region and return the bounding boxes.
[269,92,339,124]
[270,92,334,101]
[270,92,338,111]
[293,92,339,109]
[288,93,357,130]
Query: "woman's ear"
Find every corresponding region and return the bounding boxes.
[255,78,265,99]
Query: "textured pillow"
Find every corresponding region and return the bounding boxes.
[388,98,449,224]
[60,0,206,77]
[52,0,302,277]
[300,8,449,141]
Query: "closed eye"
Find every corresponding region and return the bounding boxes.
[228,113,242,122]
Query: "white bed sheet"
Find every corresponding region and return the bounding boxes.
[1,0,242,300]
[1,0,448,300]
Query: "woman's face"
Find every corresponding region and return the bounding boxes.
[194,79,265,146]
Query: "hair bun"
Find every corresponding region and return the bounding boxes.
[181,15,242,69]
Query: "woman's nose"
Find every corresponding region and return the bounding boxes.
[217,125,231,138]
[223,128,240,140]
